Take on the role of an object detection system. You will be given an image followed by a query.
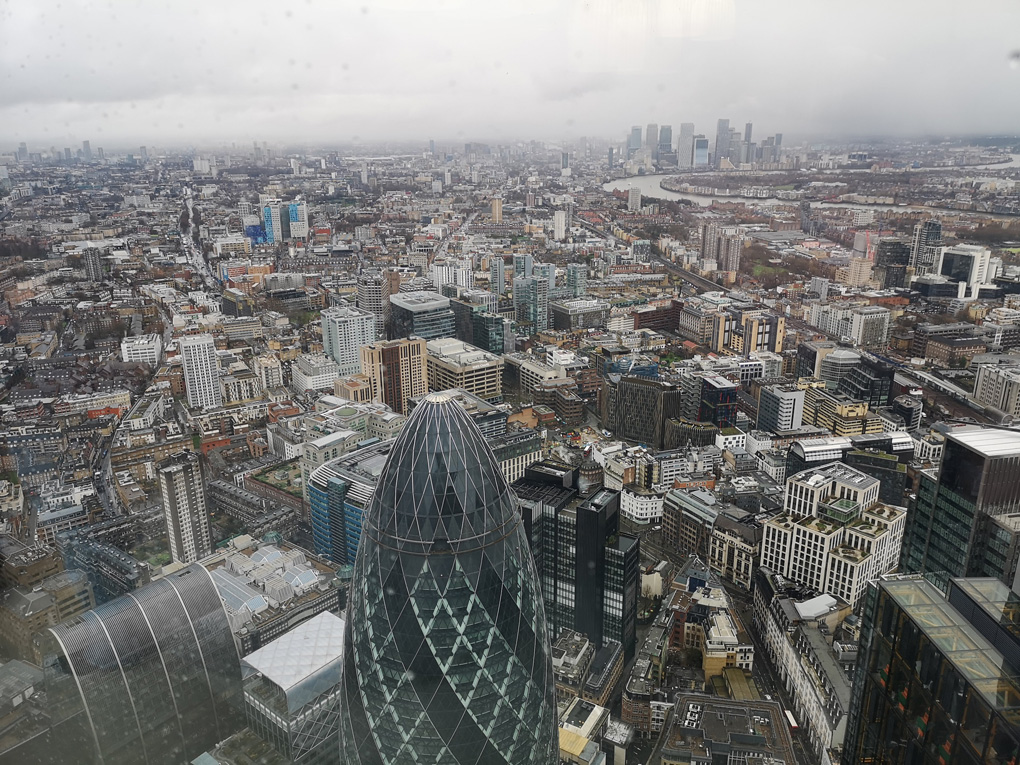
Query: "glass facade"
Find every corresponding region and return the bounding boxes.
[45,564,243,765]
[338,392,558,764]
[844,577,1020,765]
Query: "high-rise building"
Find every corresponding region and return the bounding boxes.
[357,268,401,338]
[513,276,549,333]
[744,122,753,144]
[45,564,243,765]
[489,256,507,294]
[321,305,376,376]
[261,198,283,243]
[757,385,806,432]
[873,237,910,289]
[180,334,222,409]
[157,452,212,564]
[566,263,588,297]
[602,377,684,448]
[426,338,504,403]
[388,291,456,340]
[692,135,710,167]
[627,126,642,158]
[838,356,894,407]
[554,209,567,241]
[677,122,695,169]
[658,124,673,153]
[83,247,103,282]
[490,197,502,223]
[909,219,943,275]
[337,393,558,765]
[81,140,92,160]
[900,426,1020,589]
[513,463,640,660]
[627,187,642,211]
[286,199,309,240]
[359,337,428,414]
[513,253,533,279]
[844,576,1020,765]
[714,119,730,168]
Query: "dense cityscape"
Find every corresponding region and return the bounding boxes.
[3,2,1020,764]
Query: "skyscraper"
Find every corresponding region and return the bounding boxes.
[357,268,401,338]
[693,135,710,167]
[554,209,567,241]
[359,337,428,414]
[491,197,503,223]
[45,564,243,765]
[157,452,212,564]
[843,575,1020,765]
[489,256,507,294]
[627,126,642,158]
[180,333,222,409]
[513,253,533,279]
[677,122,695,169]
[513,276,549,332]
[645,123,658,158]
[910,219,943,275]
[261,199,283,243]
[566,263,587,297]
[900,427,1020,588]
[388,291,456,340]
[337,392,558,764]
[321,305,376,376]
[714,118,730,168]
[82,140,92,160]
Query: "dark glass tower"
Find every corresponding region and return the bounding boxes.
[338,392,558,765]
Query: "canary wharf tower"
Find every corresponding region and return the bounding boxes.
[338,392,558,765]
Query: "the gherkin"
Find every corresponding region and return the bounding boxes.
[337,392,558,765]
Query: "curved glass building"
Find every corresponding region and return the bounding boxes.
[338,392,558,764]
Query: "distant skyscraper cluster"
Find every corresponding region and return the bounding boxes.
[620,118,783,169]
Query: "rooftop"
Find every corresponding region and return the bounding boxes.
[948,426,1020,458]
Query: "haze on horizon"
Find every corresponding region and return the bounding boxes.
[2,0,1019,151]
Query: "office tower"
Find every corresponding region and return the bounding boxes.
[607,146,615,168]
[139,145,148,161]
[17,142,28,161]
[83,247,103,282]
[627,187,642,212]
[82,140,92,160]
[426,338,503,403]
[939,244,993,298]
[63,147,72,161]
[46,564,243,765]
[321,305,377,376]
[844,576,1020,765]
[180,333,222,409]
[678,373,737,428]
[359,337,428,414]
[627,126,642,158]
[96,147,104,160]
[692,135,710,167]
[513,252,533,279]
[513,276,549,333]
[838,356,894,407]
[157,452,212,564]
[602,377,684,448]
[388,291,456,340]
[645,123,658,159]
[909,219,943,275]
[566,263,587,297]
[337,393,558,765]
[757,384,805,431]
[900,427,1020,589]
[489,256,507,294]
[357,268,401,338]
[713,119,730,168]
[677,122,695,169]
[761,463,905,609]
[744,122,752,144]
[490,197,502,223]
[658,124,672,152]
[551,209,566,241]
[513,464,640,659]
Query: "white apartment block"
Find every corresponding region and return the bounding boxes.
[321,305,376,377]
[121,333,163,365]
[762,463,905,609]
[180,334,222,410]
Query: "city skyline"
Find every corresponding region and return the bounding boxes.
[2,1,1020,146]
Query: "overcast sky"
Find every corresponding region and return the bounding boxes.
[2,0,1019,150]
